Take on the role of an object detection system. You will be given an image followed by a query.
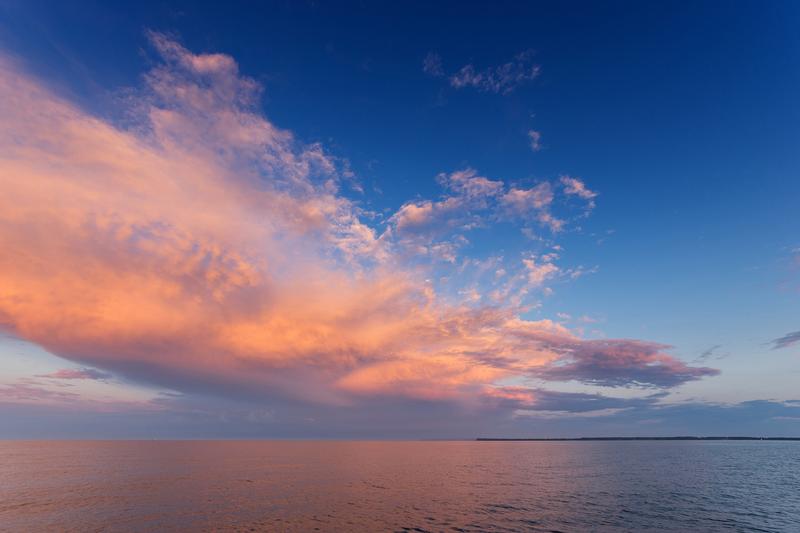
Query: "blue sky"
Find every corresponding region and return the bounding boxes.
[0,0,798,438]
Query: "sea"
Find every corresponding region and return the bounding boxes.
[1,440,798,532]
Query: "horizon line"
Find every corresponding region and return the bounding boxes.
[476,436,800,441]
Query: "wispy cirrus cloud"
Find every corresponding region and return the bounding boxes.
[423,49,540,95]
[0,34,716,419]
[694,344,727,363]
[450,50,540,94]
[37,368,112,381]
[0,378,161,414]
[422,52,444,77]
[0,383,82,404]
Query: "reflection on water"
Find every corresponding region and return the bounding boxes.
[1,440,798,532]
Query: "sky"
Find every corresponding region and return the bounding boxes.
[0,0,799,439]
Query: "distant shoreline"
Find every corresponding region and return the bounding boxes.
[476,436,800,441]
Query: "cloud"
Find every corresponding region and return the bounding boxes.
[4,389,799,439]
[484,386,665,412]
[389,169,503,235]
[0,34,716,416]
[13,381,797,440]
[528,130,542,152]
[504,397,800,438]
[448,50,540,94]
[523,255,560,286]
[37,368,112,381]
[537,340,720,388]
[422,52,444,77]
[388,169,504,237]
[501,182,553,211]
[695,344,727,362]
[699,344,722,359]
[0,375,161,415]
[0,383,82,404]
[770,330,800,350]
[390,171,569,241]
[385,170,576,268]
[560,175,597,210]
[500,183,564,231]
[439,168,505,199]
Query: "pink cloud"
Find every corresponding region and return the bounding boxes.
[502,183,554,211]
[37,368,111,381]
[0,380,163,414]
[500,183,565,231]
[523,256,560,286]
[391,200,444,232]
[438,168,504,200]
[0,35,717,411]
[560,175,597,211]
[0,383,81,404]
[389,169,503,236]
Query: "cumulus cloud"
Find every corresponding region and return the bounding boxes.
[389,169,503,237]
[439,168,505,199]
[390,170,566,241]
[0,35,716,416]
[385,170,581,278]
[502,184,560,232]
[502,182,553,212]
[560,175,597,210]
[523,255,560,286]
[501,183,564,232]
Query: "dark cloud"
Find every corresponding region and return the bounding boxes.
[484,386,670,414]
[536,339,720,388]
[527,389,665,413]
[694,344,728,363]
[769,330,800,350]
[2,389,799,439]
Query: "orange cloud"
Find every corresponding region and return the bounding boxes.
[0,35,716,409]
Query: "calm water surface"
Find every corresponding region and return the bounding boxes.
[1,440,798,532]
